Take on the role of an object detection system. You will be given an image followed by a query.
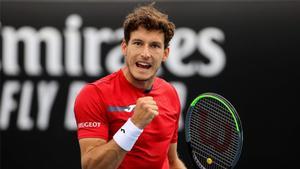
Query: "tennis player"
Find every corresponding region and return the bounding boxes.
[74,3,187,169]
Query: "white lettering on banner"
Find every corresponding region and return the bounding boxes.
[0,81,59,130]
[166,27,225,77]
[84,27,116,76]
[64,81,86,130]
[166,28,197,77]
[1,15,226,77]
[42,28,63,76]
[0,81,20,130]
[78,122,101,128]
[105,28,124,73]
[65,14,82,76]
[2,26,63,76]
[17,81,34,130]
[171,82,188,131]
[0,14,227,131]
[197,27,226,77]
[37,81,59,130]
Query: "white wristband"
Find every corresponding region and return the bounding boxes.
[113,118,143,151]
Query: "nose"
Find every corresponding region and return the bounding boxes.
[141,45,151,59]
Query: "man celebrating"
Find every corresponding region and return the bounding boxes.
[74,3,187,169]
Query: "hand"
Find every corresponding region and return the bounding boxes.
[131,96,158,129]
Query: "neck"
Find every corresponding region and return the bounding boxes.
[122,67,154,90]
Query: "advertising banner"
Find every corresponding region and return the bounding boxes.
[1,1,299,169]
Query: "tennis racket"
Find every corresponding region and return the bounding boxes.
[185,93,243,169]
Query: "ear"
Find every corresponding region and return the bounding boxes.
[162,47,170,62]
[121,39,127,56]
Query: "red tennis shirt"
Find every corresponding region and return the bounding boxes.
[74,69,181,169]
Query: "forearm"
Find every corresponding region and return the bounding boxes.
[169,158,187,169]
[82,139,126,169]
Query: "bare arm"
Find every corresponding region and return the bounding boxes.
[79,138,127,169]
[79,96,158,169]
[168,143,187,169]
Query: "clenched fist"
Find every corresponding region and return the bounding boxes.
[131,96,158,129]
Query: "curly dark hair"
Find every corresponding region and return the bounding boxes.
[123,3,176,48]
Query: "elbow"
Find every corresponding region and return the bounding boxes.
[81,155,88,169]
[81,154,116,169]
[81,154,96,169]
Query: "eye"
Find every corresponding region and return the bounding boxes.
[133,41,142,46]
[151,44,161,49]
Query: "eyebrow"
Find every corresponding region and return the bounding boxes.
[131,38,163,45]
[131,39,143,42]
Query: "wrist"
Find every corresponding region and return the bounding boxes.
[130,117,144,129]
[113,118,143,151]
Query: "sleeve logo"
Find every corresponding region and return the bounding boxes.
[78,122,101,128]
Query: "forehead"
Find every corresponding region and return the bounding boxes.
[129,26,164,43]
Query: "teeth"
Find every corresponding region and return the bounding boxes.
[136,62,151,69]
[138,62,150,66]
[139,62,150,66]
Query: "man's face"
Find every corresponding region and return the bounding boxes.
[122,26,169,82]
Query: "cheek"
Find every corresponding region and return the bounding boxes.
[153,59,163,68]
[126,53,136,65]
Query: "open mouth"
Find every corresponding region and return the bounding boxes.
[136,61,152,69]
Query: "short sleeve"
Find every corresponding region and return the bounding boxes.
[170,86,181,143]
[74,84,109,140]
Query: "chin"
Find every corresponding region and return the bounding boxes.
[132,72,154,81]
[133,75,152,81]
[128,66,157,81]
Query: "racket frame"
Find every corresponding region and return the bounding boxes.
[185,93,243,169]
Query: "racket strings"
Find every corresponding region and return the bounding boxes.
[194,109,238,141]
[193,101,240,150]
[189,98,241,168]
[190,131,238,166]
[193,151,227,169]
[199,98,235,124]
[190,130,235,168]
[191,139,234,166]
[194,103,240,147]
[196,98,238,136]
[190,113,238,165]
[190,120,239,156]
[190,129,236,167]
[190,111,240,149]
[194,99,240,151]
